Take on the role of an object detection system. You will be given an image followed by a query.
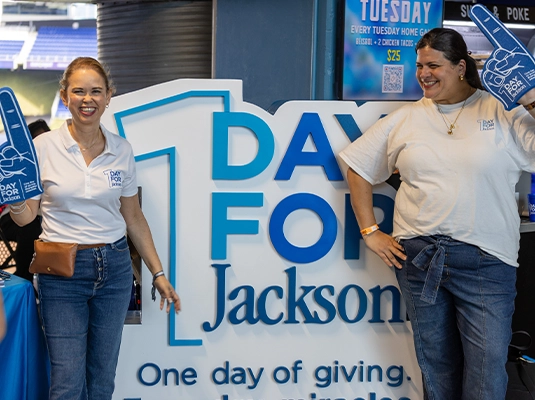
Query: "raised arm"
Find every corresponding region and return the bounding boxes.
[347,168,406,268]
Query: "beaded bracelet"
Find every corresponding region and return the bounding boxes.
[10,202,27,215]
[151,270,165,301]
[10,201,26,209]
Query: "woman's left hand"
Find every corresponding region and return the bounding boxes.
[154,276,181,314]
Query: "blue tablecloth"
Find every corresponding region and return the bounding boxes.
[1,275,50,400]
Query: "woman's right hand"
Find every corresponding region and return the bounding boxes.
[363,230,406,269]
[154,275,181,314]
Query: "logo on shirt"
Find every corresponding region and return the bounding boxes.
[478,119,494,131]
[104,169,123,189]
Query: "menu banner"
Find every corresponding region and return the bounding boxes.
[341,0,444,101]
[445,2,535,25]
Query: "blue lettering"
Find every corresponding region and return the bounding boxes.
[285,266,320,324]
[386,365,404,387]
[313,361,406,390]
[337,284,367,323]
[313,285,336,324]
[335,114,364,142]
[275,113,343,181]
[272,365,291,384]
[212,112,274,180]
[257,285,284,325]
[202,264,404,331]
[138,363,197,386]
[211,193,263,260]
[211,361,264,389]
[211,191,394,263]
[369,285,403,323]
[228,285,258,324]
[270,193,337,263]
[138,363,161,386]
[202,264,230,332]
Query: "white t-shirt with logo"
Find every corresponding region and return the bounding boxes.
[339,89,535,267]
[33,120,138,244]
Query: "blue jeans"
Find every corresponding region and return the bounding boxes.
[395,235,516,400]
[38,236,132,400]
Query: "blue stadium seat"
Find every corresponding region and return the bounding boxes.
[26,26,97,70]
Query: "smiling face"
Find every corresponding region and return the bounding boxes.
[416,46,467,104]
[60,68,111,127]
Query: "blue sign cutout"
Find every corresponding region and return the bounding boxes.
[0,87,43,203]
[469,5,535,111]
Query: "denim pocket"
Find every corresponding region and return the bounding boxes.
[400,238,424,263]
[110,236,129,252]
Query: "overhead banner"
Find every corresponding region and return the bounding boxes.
[341,0,444,101]
[102,79,421,400]
[444,2,535,25]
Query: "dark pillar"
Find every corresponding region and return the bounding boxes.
[97,0,212,96]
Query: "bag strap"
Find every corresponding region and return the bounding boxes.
[511,331,532,353]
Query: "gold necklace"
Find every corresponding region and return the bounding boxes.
[80,140,98,152]
[68,123,103,152]
[78,129,103,152]
[435,89,473,135]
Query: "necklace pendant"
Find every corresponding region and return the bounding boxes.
[448,124,455,135]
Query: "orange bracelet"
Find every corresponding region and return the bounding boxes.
[360,224,379,236]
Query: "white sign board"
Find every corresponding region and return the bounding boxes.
[100,79,422,400]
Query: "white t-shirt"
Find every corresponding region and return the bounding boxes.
[339,89,535,267]
[33,120,139,244]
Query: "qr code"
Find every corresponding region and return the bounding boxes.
[382,65,404,93]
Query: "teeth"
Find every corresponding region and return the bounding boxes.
[81,108,95,112]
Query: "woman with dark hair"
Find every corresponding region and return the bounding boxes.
[27,118,50,139]
[9,57,181,400]
[340,28,535,399]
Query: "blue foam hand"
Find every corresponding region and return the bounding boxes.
[0,87,43,204]
[469,4,535,110]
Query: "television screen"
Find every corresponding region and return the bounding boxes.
[340,0,444,101]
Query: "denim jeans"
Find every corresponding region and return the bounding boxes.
[38,236,132,400]
[395,235,516,400]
